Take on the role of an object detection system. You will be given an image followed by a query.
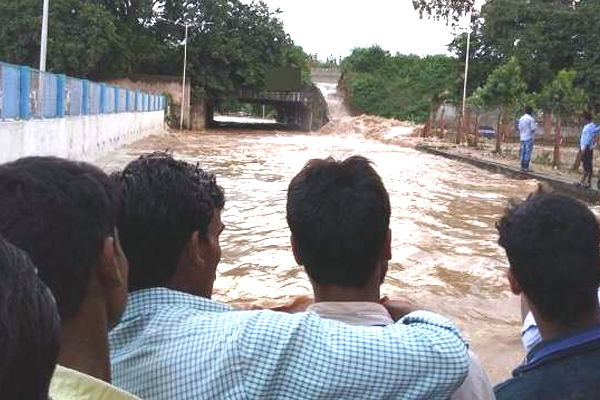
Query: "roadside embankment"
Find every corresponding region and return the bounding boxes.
[417,141,599,204]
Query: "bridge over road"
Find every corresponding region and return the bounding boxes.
[205,68,341,131]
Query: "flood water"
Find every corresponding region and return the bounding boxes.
[97,127,541,383]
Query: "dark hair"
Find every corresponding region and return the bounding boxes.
[497,192,600,325]
[287,156,391,287]
[525,106,534,115]
[583,111,593,122]
[0,236,60,400]
[0,157,118,321]
[115,152,225,292]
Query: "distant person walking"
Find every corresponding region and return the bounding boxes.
[577,112,600,189]
[518,107,537,172]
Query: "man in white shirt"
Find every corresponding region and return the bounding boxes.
[518,107,537,172]
[286,155,495,400]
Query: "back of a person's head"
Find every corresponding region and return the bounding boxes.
[0,157,118,322]
[0,236,60,400]
[497,192,600,325]
[287,156,391,287]
[115,152,225,292]
[525,106,533,115]
[583,111,593,122]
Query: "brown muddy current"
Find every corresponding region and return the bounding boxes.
[97,128,543,384]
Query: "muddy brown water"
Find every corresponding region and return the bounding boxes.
[97,128,545,384]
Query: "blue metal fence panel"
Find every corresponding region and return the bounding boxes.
[119,88,127,112]
[105,85,115,113]
[1,62,164,120]
[89,82,100,115]
[41,72,58,118]
[67,77,83,116]
[128,90,135,112]
[1,63,20,119]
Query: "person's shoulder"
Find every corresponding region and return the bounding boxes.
[494,374,531,400]
[51,365,141,400]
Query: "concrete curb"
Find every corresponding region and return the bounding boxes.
[417,145,600,204]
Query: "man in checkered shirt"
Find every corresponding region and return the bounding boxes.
[109,153,469,399]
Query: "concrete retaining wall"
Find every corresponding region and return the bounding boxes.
[0,111,165,163]
[418,145,599,203]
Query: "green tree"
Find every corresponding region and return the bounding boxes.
[477,57,527,153]
[465,87,486,146]
[0,0,122,78]
[411,0,476,25]
[538,70,588,167]
[478,0,576,93]
[341,47,458,124]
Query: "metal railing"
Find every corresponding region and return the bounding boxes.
[0,61,166,121]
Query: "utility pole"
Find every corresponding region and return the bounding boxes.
[180,23,188,131]
[461,13,472,128]
[40,0,49,72]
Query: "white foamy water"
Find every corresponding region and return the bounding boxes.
[315,82,350,121]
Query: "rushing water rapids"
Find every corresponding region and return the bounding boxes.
[97,127,543,384]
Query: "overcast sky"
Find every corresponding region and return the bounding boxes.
[244,0,465,59]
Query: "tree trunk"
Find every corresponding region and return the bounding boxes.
[543,110,553,143]
[572,150,582,171]
[439,104,446,138]
[473,112,480,146]
[495,107,503,154]
[456,112,463,144]
[553,119,562,168]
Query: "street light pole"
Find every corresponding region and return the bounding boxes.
[40,0,49,72]
[180,23,188,131]
[461,13,472,126]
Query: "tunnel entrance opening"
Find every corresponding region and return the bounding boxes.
[211,102,287,131]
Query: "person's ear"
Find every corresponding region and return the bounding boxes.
[384,229,392,261]
[507,267,522,295]
[187,231,205,270]
[99,237,125,287]
[290,235,302,266]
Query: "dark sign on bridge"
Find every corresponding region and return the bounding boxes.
[265,68,301,92]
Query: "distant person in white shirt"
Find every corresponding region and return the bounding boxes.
[518,107,537,172]
[285,155,495,400]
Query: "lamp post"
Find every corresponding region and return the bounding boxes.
[40,0,49,72]
[157,17,189,131]
[180,23,188,131]
[461,12,473,131]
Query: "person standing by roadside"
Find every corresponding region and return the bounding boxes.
[577,112,600,188]
[518,107,537,172]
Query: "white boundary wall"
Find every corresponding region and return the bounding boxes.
[0,111,165,163]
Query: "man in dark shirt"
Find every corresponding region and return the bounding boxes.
[494,192,600,400]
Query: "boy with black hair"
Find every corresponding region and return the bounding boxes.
[495,192,600,399]
[0,157,138,400]
[286,155,494,400]
[0,236,60,400]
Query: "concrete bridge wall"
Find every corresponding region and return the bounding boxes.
[311,68,341,84]
[0,111,165,163]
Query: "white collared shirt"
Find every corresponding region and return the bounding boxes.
[309,301,496,400]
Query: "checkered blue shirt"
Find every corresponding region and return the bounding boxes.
[109,288,469,399]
